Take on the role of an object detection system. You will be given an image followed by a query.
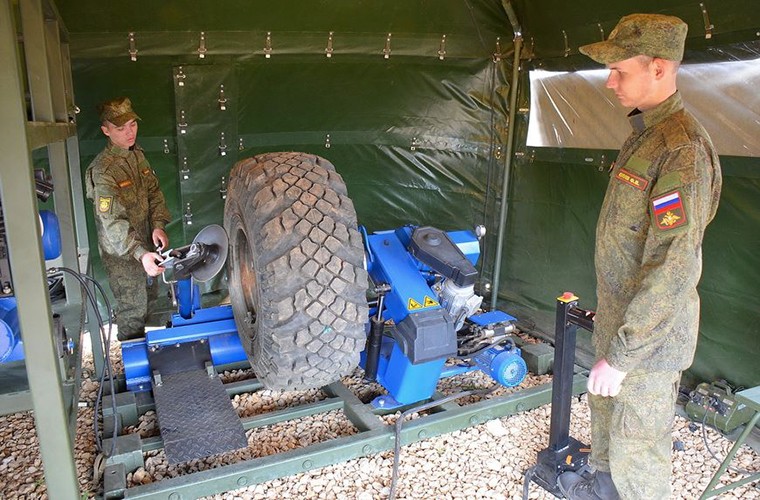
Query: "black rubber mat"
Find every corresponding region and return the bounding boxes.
[153,369,248,464]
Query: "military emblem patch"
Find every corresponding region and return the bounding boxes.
[98,196,112,213]
[652,190,687,231]
[118,179,133,188]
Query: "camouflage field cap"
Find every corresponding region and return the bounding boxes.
[579,14,688,64]
[98,96,140,126]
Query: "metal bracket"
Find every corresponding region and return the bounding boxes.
[264,32,273,58]
[493,37,502,62]
[383,33,392,59]
[218,85,227,111]
[219,132,228,156]
[562,30,570,57]
[197,31,208,59]
[324,134,331,149]
[220,176,227,200]
[438,35,447,60]
[180,157,190,180]
[411,137,420,151]
[178,110,188,135]
[183,203,193,226]
[128,32,138,62]
[325,31,334,58]
[175,66,186,87]
[700,3,714,39]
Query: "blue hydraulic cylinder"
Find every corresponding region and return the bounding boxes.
[0,297,24,363]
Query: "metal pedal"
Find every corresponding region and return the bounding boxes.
[149,340,247,464]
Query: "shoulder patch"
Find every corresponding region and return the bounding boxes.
[98,196,113,213]
[652,190,688,231]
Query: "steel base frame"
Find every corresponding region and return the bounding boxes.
[101,371,587,499]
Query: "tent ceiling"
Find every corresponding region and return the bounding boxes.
[56,0,760,67]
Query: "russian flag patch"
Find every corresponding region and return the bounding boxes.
[652,190,687,231]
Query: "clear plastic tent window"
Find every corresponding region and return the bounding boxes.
[527,58,760,157]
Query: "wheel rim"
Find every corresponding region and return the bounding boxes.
[231,224,257,337]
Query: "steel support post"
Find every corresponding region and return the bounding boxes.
[1,1,80,497]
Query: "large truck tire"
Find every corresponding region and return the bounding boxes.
[224,152,369,390]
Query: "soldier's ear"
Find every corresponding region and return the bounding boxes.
[101,124,111,138]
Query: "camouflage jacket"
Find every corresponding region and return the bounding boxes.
[595,92,722,373]
[85,142,171,261]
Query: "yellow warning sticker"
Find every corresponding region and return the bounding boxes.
[423,296,439,307]
[407,298,423,310]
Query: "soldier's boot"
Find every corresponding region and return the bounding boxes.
[557,470,620,500]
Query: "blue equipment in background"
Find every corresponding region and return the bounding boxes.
[0,205,62,364]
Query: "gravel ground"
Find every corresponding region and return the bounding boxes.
[1,334,758,500]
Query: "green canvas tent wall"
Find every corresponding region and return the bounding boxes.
[52,0,760,389]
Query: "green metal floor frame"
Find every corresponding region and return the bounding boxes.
[102,372,588,499]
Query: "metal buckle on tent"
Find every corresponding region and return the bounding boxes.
[264,32,273,58]
[326,31,334,58]
[219,132,228,156]
[238,138,245,151]
[184,203,193,226]
[699,3,714,39]
[325,134,331,149]
[220,176,227,200]
[597,23,605,41]
[180,157,190,180]
[411,137,420,151]
[438,35,447,60]
[218,85,227,111]
[383,33,392,59]
[197,31,208,59]
[128,32,138,62]
[562,30,570,57]
[163,139,170,154]
[178,110,188,135]
[493,37,502,62]
[175,66,186,87]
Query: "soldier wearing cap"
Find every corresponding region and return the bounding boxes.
[557,14,722,500]
[85,97,172,341]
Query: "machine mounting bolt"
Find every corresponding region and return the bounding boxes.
[237,476,248,486]
[469,416,479,425]
[417,429,428,439]
[362,445,373,454]
[303,459,313,469]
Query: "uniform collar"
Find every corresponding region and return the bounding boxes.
[627,91,683,133]
[106,141,136,157]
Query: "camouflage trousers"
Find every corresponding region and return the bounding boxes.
[101,252,158,341]
[588,370,680,500]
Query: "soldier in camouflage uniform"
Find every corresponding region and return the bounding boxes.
[557,14,722,500]
[85,97,172,341]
